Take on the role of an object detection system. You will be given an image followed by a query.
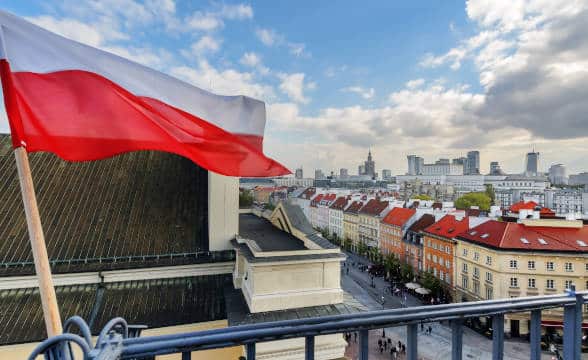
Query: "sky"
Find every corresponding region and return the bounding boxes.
[1,0,588,176]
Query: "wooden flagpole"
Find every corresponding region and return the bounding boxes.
[14,147,63,337]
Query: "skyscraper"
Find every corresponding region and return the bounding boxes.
[548,164,567,185]
[382,169,392,181]
[295,168,303,179]
[358,164,365,175]
[525,151,540,176]
[340,168,349,179]
[466,151,480,175]
[314,169,325,180]
[407,155,424,175]
[364,149,376,178]
[489,161,505,175]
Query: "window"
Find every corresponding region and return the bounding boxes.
[473,281,480,294]
[585,263,588,271]
[528,261,535,270]
[433,255,437,263]
[546,279,555,290]
[474,252,479,261]
[510,277,518,288]
[463,248,468,257]
[446,246,450,254]
[486,256,492,266]
[565,262,573,272]
[509,260,518,269]
[528,278,536,288]
[546,262,554,271]
[445,259,451,268]
[486,287,493,300]
[565,280,573,290]
[473,267,480,279]
[440,271,444,281]
[486,272,493,283]
[462,276,469,289]
[462,263,468,273]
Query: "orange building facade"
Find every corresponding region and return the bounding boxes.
[379,207,416,257]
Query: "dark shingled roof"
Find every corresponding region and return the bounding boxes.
[0,274,230,345]
[225,286,361,326]
[281,201,316,235]
[407,214,436,233]
[239,214,306,251]
[0,135,212,275]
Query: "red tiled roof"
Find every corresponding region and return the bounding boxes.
[330,196,349,210]
[323,193,337,202]
[424,215,469,239]
[381,207,416,227]
[344,201,364,214]
[509,201,555,215]
[310,193,324,207]
[359,199,389,216]
[457,220,588,252]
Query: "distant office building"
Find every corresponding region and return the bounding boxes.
[452,157,468,174]
[548,164,567,185]
[339,168,349,179]
[295,168,303,179]
[489,161,505,175]
[569,172,588,187]
[466,151,480,175]
[358,164,366,176]
[421,163,464,176]
[407,155,424,175]
[525,151,540,176]
[314,169,325,180]
[436,158,450,165]
[382,169,392,181]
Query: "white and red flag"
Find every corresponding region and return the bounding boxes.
[0,11,289,177]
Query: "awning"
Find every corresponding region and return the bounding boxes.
[415,288,431,295]
[541,320,588,329]
[405,282,420,289]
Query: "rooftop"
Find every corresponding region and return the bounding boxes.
[238,214,306,252]
[424,214,469,239]
[359,199,389,216]
[407,214,436,233]
[381,207,416,227]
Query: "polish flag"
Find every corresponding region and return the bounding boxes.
[0,11,289,177]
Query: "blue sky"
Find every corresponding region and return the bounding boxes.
[2,1,588,175]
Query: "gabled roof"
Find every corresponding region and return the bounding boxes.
[407,214,436,233]
[457,220,588,252]
[310,193,324,207]
[381,207,416,227]
[424,215,469,239]
[509,201,555,215]
[330,196,349,210]
[359,199,389,216]
[344,201,364,214]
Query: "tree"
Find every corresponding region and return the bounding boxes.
[413,194,433,201]
[421,270,442,296]
[343,238,352,251]
[485,184,496,205]
[401,262,414,282]
[384,254,400,279]
[357,242,368,256]
[239,191,254,208]
[455,192,491,211]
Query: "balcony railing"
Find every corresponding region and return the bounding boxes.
[29,290,587,360]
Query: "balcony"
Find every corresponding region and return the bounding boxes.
[30,290,587,360]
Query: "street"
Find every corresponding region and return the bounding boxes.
[340,251,576,360]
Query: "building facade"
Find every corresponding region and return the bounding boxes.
[328,196,349,239]
[343,201,364,250]
[358,199,389,248]
[403,214,436,273]
[379,207,417,256]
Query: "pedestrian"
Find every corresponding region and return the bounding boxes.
[354,332,357,342]
[380,346,383,354]
[346,267,349,275]
[378,339,382,347]
[402,344,406,353]
[428,326,432,335]
[398,341,401,349]
[387,338,391,344]
[420,323,424,332]
[384,340,387,350]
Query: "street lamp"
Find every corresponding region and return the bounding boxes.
[381,294,386,337]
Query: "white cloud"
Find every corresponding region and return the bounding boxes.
[170,60,274,100]
[278,73,314,104]
[342,86,375,100]
[255,28,282,46]
[189,36,222,55]
[405,78,425,89]
[220,4,253,20]
[240,52,261,67]
[288,42,310,57]
[187,12,223,31]
[26,16,114,47]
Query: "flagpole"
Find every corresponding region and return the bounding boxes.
[14,146,63,337]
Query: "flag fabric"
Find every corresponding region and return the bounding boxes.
[0,11,289,177]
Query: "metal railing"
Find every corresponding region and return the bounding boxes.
[29,290,587,360]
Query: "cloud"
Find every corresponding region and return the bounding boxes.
[240,52,261,67]
[26,15,122,47]
[278,73,314,104]
[189,35,222,55]
[187,12,223,31]
[288,42,310,57]
[170,60,274,100]
[342,86,375,100]
[405,78,425,89]
[220,4,253,20]
[255,28,283,46]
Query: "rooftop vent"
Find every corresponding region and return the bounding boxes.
[520,238,529,244]
[480,233,489,239]
[538,238,548,245]
[577,240,587,247]
[469,231,477,236]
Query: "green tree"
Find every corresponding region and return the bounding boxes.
[421,270,442,296]
[484,184,496,205]
[384,254,400,279]
[239,191,254,208]
[401,262,414,282]
[357,242,368,256]
[343,238,352,251]
[413,194,434,201]
[455,192,491,211]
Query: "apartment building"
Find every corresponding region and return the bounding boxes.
[328,196,350,239]
[379,207,417,256]
[358,199,390,248]
[343,201,364,250]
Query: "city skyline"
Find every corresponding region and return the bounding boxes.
[0,1,587,175]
